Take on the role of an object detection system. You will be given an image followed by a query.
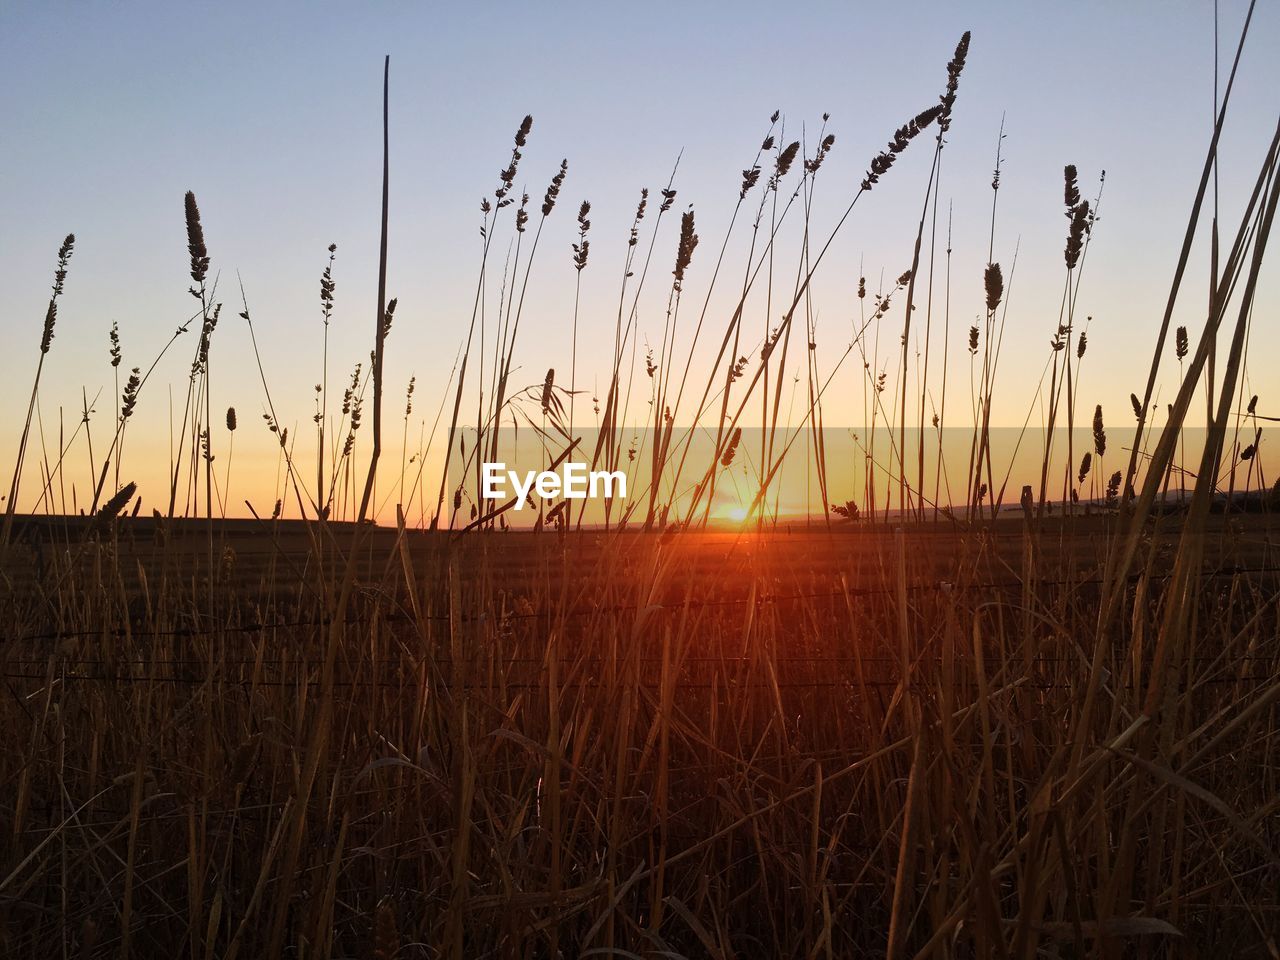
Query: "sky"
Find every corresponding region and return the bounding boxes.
[1,1,1277,522]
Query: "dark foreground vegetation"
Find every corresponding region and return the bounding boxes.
[3,7,1280,956]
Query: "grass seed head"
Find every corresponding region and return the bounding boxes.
[184,192,209,287]
[541,159,567,217]
[120,368,140,421]
[1064,164,1081,210]
[1065,199,1090,269]
[673,209,698,290]
[771,141,800,189]
[938,31,971,130]
[984,262,1003,314]
[96,481,136,523]
[41,233,75,353]
[541,369,555,414]
[573,200,592,271]
[721,427,742,467]
[320,244,337,322]
[1106,470,1122,506]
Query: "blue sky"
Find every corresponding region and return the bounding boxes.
[1,1,1276,517]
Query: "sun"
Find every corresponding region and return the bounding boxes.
[708,498,753,526]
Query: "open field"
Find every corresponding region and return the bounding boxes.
[6,511,1280,601]
[2,512,1279,956]
[3,5,1280,956]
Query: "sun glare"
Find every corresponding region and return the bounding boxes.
[4,7,1277,954]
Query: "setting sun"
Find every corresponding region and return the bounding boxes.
[2,3,1278,956]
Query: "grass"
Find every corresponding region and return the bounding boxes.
[2,13,1279,958]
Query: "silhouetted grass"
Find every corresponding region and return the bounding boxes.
[2,17,1278,960]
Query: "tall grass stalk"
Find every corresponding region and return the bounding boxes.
[2,233,73,547]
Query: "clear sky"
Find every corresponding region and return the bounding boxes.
[1,1,1276,521]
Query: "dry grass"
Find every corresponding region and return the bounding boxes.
[2,16,1280,959]
[1,519,1277,957]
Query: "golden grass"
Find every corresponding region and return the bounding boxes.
[2,15,1279,958]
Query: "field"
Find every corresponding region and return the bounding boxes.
[2,511,1279,957]
[3,11,1280,959]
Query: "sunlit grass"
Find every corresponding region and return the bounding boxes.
[1,16,1278,960]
